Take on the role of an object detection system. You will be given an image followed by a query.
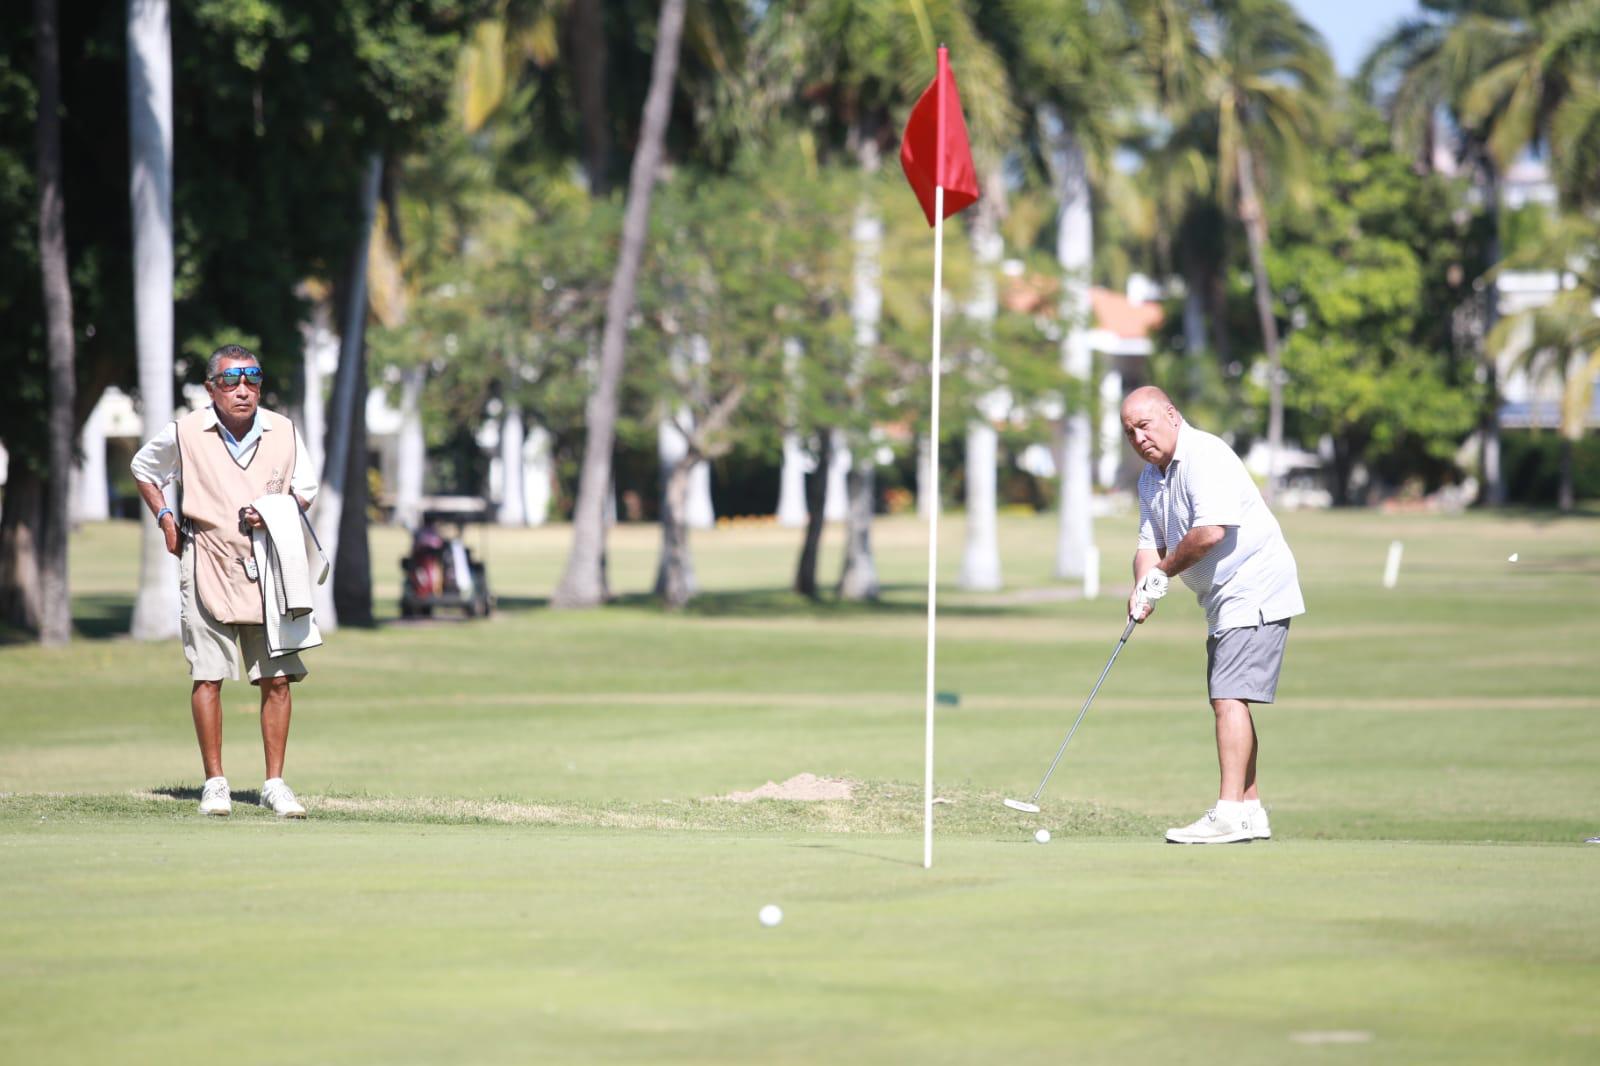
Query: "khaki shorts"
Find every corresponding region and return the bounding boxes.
[180,541,307,685]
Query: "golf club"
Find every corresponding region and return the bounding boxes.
[1003,613,1140,814]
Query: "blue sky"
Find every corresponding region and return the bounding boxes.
[1292,0,1424,76]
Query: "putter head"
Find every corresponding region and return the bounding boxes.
[1003,798,1041,814]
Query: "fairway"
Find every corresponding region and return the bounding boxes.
[3,511,1598,1063]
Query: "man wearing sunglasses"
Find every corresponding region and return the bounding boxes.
[131,343,319,819]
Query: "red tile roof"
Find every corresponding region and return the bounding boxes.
[1089,287,1164,340]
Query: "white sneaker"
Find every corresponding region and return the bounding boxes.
[1249,806,1272,840]
[259,778,306,819]
[1166,807,1253,844]
[199,776,231,817]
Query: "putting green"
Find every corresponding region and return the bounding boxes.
[2,511,1597,1063]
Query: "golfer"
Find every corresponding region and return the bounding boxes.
[130,344,317,818]
[1121,386,1305,844]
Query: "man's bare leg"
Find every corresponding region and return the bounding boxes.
[192,681,224,779]
[1212,697,1255,803]
[259,677,292,781]
[1242,710,1260,803]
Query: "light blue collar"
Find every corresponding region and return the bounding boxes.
[213,407,263,460]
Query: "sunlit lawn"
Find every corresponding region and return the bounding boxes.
[2,509,1597,1063]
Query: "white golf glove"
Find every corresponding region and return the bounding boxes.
[1136,569,1170,603]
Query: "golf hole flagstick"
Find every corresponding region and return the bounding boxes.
[899,45,980,870]
[1002,611,1142,815]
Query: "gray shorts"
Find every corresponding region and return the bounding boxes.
[1206,619,1290,703]
[180,541,306,685]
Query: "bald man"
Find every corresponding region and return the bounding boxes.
[1122,386,1305,844]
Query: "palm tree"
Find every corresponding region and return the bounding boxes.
[958,168,1006,592]
[1462,0,1600,210]
[993,0,1149,579]
[553,0,688,608]
[1186,0,1332,500]
[34,0,74,647]
[311,153,382,632]
[126,0,179,642]
[1487,217,1600,511]
[749,0,1013,599]
[1360,2,1527,506]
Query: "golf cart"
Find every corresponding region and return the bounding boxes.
[399,496,494,619]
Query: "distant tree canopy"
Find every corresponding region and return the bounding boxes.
[0,0,485,477]
[5,0,1592,525]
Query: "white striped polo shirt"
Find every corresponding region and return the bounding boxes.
[1136,422,1305,635]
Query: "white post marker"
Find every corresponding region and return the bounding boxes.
[1382,540,1403,589]
[1083,542,1100,601]
[924,185,945,870]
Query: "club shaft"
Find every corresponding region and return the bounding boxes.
[1028,617,1137,802]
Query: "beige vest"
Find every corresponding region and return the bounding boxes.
[176,407,296,625]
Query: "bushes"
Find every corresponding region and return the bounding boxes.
[1500,431,1600,505]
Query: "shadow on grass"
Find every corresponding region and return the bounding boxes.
[607,584,1018,620]
[5,582,1058,646]
[1,594,135,645]
[152,784,262,805]
[788,840,922,868]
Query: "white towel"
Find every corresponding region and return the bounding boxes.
[250,495,329,658]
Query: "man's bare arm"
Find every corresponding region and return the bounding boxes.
[1156,525,1226,578]
[135,480,180,556]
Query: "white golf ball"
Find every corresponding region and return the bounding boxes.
[1034,828,1051,844]
[758,904,783,927]
[1508,553,1519,563]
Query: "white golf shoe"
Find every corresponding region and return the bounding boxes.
[198,776,231,817]
[1165,807,1253,844]
[1249,806,1272,840]
[259,778,306,819]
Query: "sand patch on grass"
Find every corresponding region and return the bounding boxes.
[713,773,856,803]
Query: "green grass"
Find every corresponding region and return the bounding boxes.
[2,510,1599,1063]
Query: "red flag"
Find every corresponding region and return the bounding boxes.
[899,46,980,227]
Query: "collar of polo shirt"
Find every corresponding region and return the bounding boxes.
[1162,420,1194,474]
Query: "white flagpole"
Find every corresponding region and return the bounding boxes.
[924,184,945,870]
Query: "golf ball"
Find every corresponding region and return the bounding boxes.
[1508,553,1519,563]
[1034,829,1051,844]
[758,904,783,927]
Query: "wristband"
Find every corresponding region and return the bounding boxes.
[156,507,174,525]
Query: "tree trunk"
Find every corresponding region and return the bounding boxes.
[297,286,333,480]
[569,0,610,196]
[1051,120,1095,580]
[653,455,697,608]
[794,430,831,599]
[333,340,372,626]
[497,402,526,526]
[0,470,45,630]
[313,152,383,632]
[1557,436,1575,512]
[524,423,552,526]
[916,433,935,519]
[1480,160,1505,507]
[824,430,850,520]
[776,432,809,527]
[961,421,1001,589]
[837,463,879,600]
[838,167,882,602]
[35,0,75,646]
[1236,142,1284,504]
[776,338,807,527]
[553,0,686,609]
[72,397,110,523]
[127,0,179,641]
[961,173,1004,592]
[394,366,426,529]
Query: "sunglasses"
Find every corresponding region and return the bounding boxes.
[211,366,264,389]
